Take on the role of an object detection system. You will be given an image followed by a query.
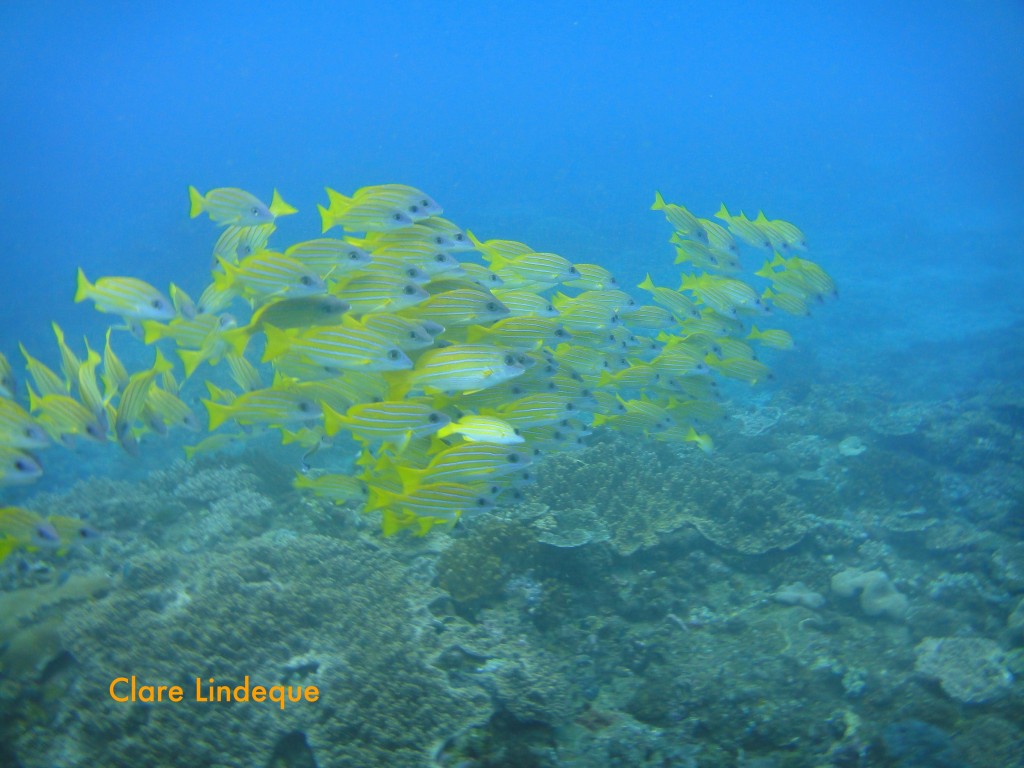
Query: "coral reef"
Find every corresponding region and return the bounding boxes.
[5,356,1024,767]
[914,637,1013,704]
[14,532,494,767]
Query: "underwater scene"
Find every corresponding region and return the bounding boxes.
[1,3,1023,767]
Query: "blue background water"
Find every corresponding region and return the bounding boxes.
[2,0,1022,397]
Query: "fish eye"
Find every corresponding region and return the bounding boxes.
[455,234,465,242]
[434,236,445,245]
[408,205,419,213]
[546,305,555,313]
[503,354,515,365]
[300,276,314,286]
[476,497,488,507]
[512,427,521,435]
[152,299,165,309]
[487,302,499,312]
[489,274,499,283]
[568,266,579,275]
[403,285,416,295]
[428,413,440,423]
[14,459,30,471]
[250,206,261,215]
[434,253,447,262]
[348,251,362,260]
[554,329,566,337]
[392,213,404,221]
[421,199,430,207]
[298,401,312,412]
[507,453,519,463]
[409,331,419,339]
[566,402,575,411]
[387,349,401,360]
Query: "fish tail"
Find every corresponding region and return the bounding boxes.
[212,256,239,293]
[321,403,347,437]
[188,186,204,218]
[261,325,291,362]
[638,273,656,292]
[686,427,714,454]
[715,203,732,222]
[365,484,395,514]
[380,509,412,537]
[221,326,251,357]
[269,189,297,218]
[151,348,174,375]
[74,268,92,303]
[317,203,334,234]
[141,321,168,345]
[650,190,666,210]
[203,399,231,431]
[178,349,204,379]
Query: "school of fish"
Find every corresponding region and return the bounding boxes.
[0,183,835,547]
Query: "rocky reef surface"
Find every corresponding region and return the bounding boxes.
[1,369,1023,768]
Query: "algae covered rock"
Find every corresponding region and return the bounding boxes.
[914,636,1013,704]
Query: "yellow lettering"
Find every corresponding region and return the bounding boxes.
[305,686,319,703]
[169,686,183,702]
[233,676,251,702]
[110,677,130,702]
[251,686,267,703]
[269,685,286,710]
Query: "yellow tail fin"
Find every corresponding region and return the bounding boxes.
[203,399,232,431]
[188,186,204,218]
[269,189,297,218]
[74,268,92,303]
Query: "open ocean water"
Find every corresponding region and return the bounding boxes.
[1,2,1022,767]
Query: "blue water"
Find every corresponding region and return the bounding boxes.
[3,1,1022,364]
[3,4,1024,767]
